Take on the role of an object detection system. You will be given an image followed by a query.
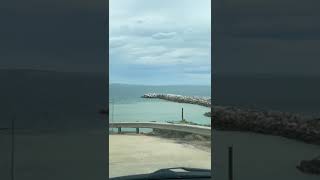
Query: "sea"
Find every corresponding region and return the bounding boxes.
[109,84,211,125]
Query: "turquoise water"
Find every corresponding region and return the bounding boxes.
[110,99,210,125]
[109,84,211,126]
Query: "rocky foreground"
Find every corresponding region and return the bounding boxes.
[142,93,320,145]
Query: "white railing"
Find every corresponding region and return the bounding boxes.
[109,122,211,137]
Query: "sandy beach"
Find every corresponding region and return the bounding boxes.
[109,134,211,178]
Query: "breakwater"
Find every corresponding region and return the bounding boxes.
[142,93,320,145]
[142,93,211,107]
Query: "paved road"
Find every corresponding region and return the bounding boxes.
[109,134,211,178]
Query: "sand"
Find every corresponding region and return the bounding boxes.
[109,134,211,178]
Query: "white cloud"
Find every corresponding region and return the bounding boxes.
[117,43,209,66]
[128,46,168,56]
[134,49,207,66]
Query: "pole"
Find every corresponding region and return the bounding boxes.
[182,108,184,121]
[228,146,233,180]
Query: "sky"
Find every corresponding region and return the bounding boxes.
[109,0,211,85]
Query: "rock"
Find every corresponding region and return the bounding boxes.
[142,93,211,107]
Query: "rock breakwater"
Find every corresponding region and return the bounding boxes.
[142,93,211,107]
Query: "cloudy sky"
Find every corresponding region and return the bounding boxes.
[109,0,211,85]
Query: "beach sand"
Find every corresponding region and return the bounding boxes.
[109,134,211,178]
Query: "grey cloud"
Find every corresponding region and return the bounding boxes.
[152,32,178,40]
[136,20,144,24]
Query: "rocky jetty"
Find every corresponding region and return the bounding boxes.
[212,106,320,145]
[142,93,211,107]
[142,93,320,145]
